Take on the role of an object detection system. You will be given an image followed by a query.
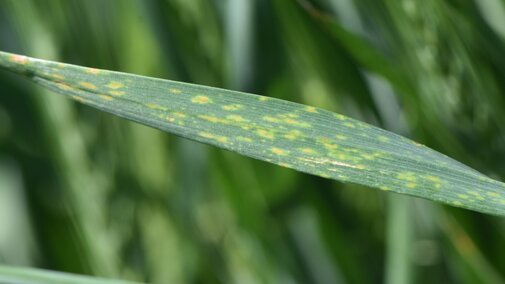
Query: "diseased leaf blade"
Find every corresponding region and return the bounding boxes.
[1,51,504,216]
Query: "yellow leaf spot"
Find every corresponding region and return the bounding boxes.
[406,183,417,189]
[412,141,423,147]
[271,147,288,156]
[107,81,124,89]
[109,91,125,97]
[198,132,229,144]
[279,162,291,168]
[335,134,348,140]
[72,96,88,104]
[216,136,229,143]
[397,172,417,182]
[458,194,469,199]
[379,186,391,191]
[191,95,212,104]
[51,73,65,80]
[323,142,338,150]
[378,135,390,142]
[85,68,100,75]
[426,175,441,183]
[284,118,310,128]
[284,130,301,140]
[237,136,253,143]
[469,192,485,200]
[222,104,243,111]
[336,174,348,180]
[145,103,168,111]
[334,114,347,120]
[300,148,317,155]
[343,122,356,128]
[487,192,499,198]
[360,154,375,160]
[263,116,281,123]
[99,95,113,101]
[259,96,269,101]
[173,112,186,118]
[452,201,463,206]
[57,83,73,91]
[305,106,318,113]
[169,88,182,94]
[257,129,274,139]
[10,54,28,65]
[79,82,97,90]
[226,115,247,122]
[198,115,222,123]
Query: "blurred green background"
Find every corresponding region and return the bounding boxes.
[1,0,505,283]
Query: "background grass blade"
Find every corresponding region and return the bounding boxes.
[0,265,140,284]
[1,51,505,217]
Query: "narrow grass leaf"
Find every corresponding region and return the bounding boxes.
[0,265,140,284]
[1,51,504,216]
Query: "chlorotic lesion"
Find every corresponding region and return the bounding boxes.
[226,115,248,123]
[236,136,253,143]
[256,129,275,140]
[79,82,97,90]
[198,132,229,144]
[271,147,288,156]
[469,192,485,201]
[198,115,229,124]
[72,95,89,104]
[334,113,347,121]
[379,185,391,191]
[169,88,182,94]
[56,83,73,91]
[50,73,65,80]
[299,148,317,155]
[99,95,114,101]
[262,114,311,128]
[457,194,469,199]
[487,192,500,198]
[145,103,168,111]
[397,171,418,189]
[284,130,302,141]
[109,91,125,97]
[263,116,281,123]
[222,104,243,111]
[305,106,318,113]
[9,54,28,65]
[317,137,338,150]
[191,95,212,104]
[452,201,463,206]
[106,81,124,89]
[85,68,100,75]
[425,175,443,189]
[343,122,356,128]
[378,135,390,143]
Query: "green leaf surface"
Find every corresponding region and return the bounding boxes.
[1,51,504,216]
[0,265,140,284]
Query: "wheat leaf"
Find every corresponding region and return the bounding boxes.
[1,51,504,216]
